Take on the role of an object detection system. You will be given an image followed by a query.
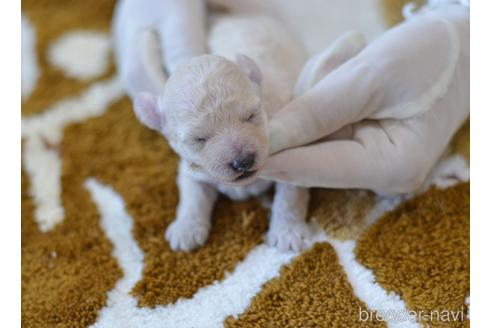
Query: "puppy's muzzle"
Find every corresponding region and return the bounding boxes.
[230,152,255,173]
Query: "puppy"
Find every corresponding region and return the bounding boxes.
[116,12,311,251]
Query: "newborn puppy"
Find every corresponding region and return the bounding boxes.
[131,15,309,251]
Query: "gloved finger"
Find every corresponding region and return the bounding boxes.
[157,0,207,74]
[294,30,366,96]
[267,31,365,154]
[261,118,444,195]
[268,54,377,154]
[127,29,169,98]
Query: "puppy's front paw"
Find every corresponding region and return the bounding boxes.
[165,219,210,252]
[266,221,310,252]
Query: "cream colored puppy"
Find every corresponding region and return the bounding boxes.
[131,15,309,252]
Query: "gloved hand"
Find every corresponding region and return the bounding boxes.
[113,0,207,96]
[260,4,469,194]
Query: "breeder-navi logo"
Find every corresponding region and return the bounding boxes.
[359,307,466,325]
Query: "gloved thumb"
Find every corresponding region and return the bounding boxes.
[269,31,371,155]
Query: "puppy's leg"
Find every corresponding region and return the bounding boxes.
[267,183,310,252]
[165,169,218,252]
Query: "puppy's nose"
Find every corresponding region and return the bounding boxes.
[230,153,255,172]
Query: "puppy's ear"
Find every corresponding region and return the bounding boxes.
[236,54,262,88]
[133,92,164,131]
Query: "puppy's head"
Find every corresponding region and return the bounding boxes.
[133,54,268,185]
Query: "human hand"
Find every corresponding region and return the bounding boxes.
[114,0,207,96]
[261,4,469,194]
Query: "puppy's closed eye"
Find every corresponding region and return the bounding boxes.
[244,111,258,123]
[195,137,208,143]
[185,135,210,148]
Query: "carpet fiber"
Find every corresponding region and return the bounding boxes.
[21,1,470,327]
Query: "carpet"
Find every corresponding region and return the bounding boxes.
[21,0,470,327]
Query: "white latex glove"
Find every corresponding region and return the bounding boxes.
[113,0,207,96]
[260,4,469,194]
